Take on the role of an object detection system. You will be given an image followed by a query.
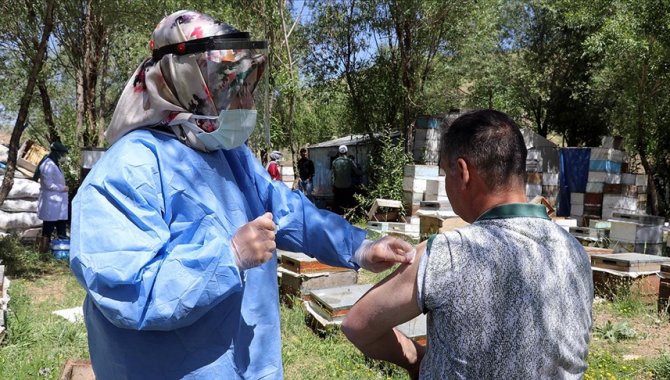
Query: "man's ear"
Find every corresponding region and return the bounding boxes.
[456,158,469,188]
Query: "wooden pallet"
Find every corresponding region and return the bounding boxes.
[583,247,614,256]
[59,360,95,380]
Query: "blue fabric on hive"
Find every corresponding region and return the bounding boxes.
[558,148,591,217]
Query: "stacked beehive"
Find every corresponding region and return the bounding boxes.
[601,173,647,219]
[525,149,543,201]
[525,149,560,207]
[569,138,647,222]
[412,116,443,166]
[609,213,666,256]
[402,164,441,216]
[277,250,358,303]
[585,147,625,219]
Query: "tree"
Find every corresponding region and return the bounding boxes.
[466,1,608,145]
[0,0,55,205]
[306,0,485,150]
[577,0,670,215]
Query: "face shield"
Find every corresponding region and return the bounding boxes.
[153,33,269,151]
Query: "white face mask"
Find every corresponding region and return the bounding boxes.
[200,109,257,151]
[169,110,257,152]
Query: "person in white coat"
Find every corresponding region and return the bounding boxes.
[35,142,69,252]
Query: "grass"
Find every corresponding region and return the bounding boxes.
[0,265,89,379]
[281,297,408,379]
[3,242,670,379]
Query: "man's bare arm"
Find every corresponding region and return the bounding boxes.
[342,241,427,379]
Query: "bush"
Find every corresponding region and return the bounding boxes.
[0,234,53,279]
[594,320,638,343]
[345,131,412,222]
[649,353,670,379]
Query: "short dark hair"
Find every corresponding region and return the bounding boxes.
[300,148,307,154]
[441,109,526,189]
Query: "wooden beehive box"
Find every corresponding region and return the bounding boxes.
[304,293,427,346]
[419,215,468,242]
[396,313,427,346]
[308,284,372,321]
[591,253,670,299]
[279,251,349,274]
[658,264,670,314]
[610,220,663,244]
[590,253,670,273]
[583,247,614,257]
[59,360,95,380]
[279,266,358,302]
[17,140,48,176]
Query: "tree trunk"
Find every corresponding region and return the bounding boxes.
[0,0,56,205]
[38,78,59,142]
[633,61,659,215]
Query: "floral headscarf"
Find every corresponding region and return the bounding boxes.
[104,10,267,147]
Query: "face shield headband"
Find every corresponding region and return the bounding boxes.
[152,33,267,62]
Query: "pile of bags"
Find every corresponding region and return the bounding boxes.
[0,145,42,241]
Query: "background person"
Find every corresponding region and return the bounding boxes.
[331,144,361,214]
[35,142,69,253]
[297,147,315,198]
[342,109,593,379]
[69,10,414,380]
[267,150,282,181]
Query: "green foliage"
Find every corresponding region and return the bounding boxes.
[574,0,670,216]
[649,353,670,379]
[0,272,89,379]
[608,281,649,318]
[280,296,409,380]
[594,320,638,343]
[585,349,650,379]
[0,235,55,279]
[345,132,412,222]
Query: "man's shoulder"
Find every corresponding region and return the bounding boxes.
[334,156,352,164]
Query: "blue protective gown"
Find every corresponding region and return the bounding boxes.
[69,129,366,379]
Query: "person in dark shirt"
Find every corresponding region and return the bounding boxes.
[297,148,315,199]
[331,145,361,214]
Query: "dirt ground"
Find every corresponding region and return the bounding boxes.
[592,296,670,359]
[22,270,70,305]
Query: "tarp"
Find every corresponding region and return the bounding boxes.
[558,148,591,216]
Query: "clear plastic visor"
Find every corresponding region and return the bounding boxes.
[205,48,267,113]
